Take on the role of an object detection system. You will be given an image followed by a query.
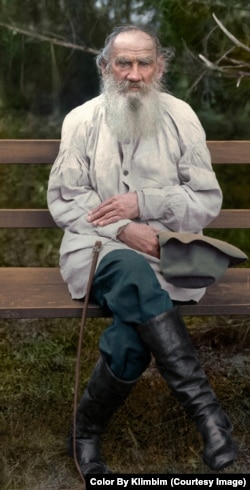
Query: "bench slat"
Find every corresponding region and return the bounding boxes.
[0,209,57,228]
[208,209,250,229]
[0,140,250,164]
[0,139,59,164]
[0,267,249,318]
[208,140,250,164]
[0,209,249,229]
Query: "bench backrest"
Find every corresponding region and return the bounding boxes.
[0,139,249,229]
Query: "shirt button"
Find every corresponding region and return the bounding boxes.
[123,170,129,176]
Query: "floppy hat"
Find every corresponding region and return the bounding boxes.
[158,231,248,289]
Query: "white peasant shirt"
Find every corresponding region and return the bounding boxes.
[47,93,222,302]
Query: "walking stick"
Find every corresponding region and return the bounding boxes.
[72,241,102,487]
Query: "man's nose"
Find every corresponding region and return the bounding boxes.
[127,63,142,81]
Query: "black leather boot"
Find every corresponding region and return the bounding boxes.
[68,356,137,475]
[135,307,238,471]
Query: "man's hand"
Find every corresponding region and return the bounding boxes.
[87,192,139,226]
[118,222,160,258]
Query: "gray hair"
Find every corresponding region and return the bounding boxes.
[96,25,174,75]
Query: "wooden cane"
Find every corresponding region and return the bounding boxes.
[72,241,102,487]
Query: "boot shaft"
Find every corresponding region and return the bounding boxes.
[76,356,137,436]
[136,308,225,422]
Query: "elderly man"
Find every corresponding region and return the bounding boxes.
[47,26,238,476]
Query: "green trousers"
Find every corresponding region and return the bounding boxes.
[91,249,173,380]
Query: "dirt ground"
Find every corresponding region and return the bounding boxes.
[1,315,249,489]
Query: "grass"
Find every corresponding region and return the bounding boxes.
[1,315,249,490]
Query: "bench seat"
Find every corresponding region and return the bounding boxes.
[0,267,249,318]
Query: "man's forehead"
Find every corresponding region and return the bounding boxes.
[111,30,157,58]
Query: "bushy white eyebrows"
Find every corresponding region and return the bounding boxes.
[114,55,155,66]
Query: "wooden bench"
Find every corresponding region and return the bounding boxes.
[0,139,249,319]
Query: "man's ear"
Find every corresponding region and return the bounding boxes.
[100,61,109,78]
[156,55,165,80]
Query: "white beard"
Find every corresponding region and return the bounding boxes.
[102,75,162,141]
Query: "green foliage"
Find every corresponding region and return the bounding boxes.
[0,164,50,208]
[0,0,249,138]
[144,0,250,138]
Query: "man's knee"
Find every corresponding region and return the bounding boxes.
[93,248,173,323]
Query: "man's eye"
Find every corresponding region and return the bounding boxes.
[118,61,130,68]
[139,60,151,66]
